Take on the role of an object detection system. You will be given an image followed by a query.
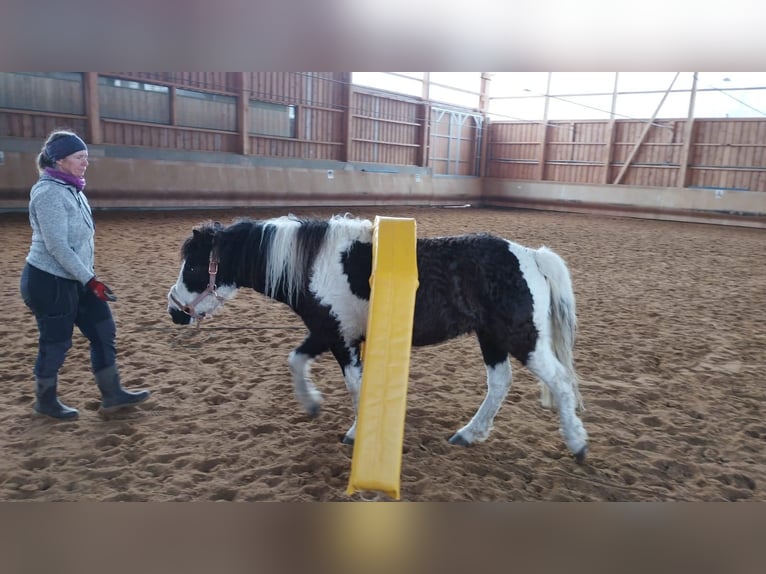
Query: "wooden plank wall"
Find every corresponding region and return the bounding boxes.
[488,118,766,192]
[4,73,764,192]
[100,72,243,154]
[0,113,88,143]
[690,119,766,192]
[349,90,422,166]
[248,72,346,161]
[0,73,484,173]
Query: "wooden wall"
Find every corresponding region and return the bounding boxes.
[0,72,482,175]
[3,72,765,195]
[349,90,422,166]
[487,118,766,193]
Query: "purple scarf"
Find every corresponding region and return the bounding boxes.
[44,168,86,192]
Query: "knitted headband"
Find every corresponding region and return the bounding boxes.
[45,134,87,162]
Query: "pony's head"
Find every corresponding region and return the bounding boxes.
[167,221,237,325]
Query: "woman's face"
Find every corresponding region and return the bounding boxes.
[56,150,89,178]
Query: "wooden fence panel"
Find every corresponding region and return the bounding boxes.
[350,91,421,166]
[488,117,766,192]
[101,121,239,153]
[687,119,766,191]
[0,111,87,141]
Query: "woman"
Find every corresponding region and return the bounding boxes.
[20,129,150,419]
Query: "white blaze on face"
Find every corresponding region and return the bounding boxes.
[167,259,237,318]
[167,264,190,310]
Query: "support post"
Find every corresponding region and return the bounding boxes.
[535,73,552,181]
[237,72,250,156]
[677,72,698,188]
[613,72,680,185]
[601,73,619,184]
[343,76,354,163]
[83,72,101,144]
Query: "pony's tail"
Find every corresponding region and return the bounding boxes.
[533,246,584,411]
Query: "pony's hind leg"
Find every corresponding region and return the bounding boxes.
[526,344,588,463]
[448,336,512,446]
[288,334,328,418]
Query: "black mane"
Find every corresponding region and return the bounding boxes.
[183,216,336,304]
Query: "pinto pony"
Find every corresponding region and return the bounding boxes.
[167,214,588,462]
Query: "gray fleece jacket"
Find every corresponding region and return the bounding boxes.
[26,174,96,285]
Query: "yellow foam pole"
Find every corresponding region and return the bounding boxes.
[346,216,418,500]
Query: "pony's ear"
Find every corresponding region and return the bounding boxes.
[192,221,221,239]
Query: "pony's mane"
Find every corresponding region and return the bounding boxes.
[192,214,373,305]
[262,214,373,303]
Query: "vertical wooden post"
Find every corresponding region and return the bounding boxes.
[677,72,698,188]
[83,72,101,144]
[169,86,177,126]
[343,75,354,163]
[478,72,490,115]
[418,73,431,168]
[535,123,549,181]
[418,102,430,168]
[535,73,552,181]
[601,72,619,184]
[477,73,491,176]
[237,72,250,156]
[478,116,489,177]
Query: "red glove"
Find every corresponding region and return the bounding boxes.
[86,277,117,302]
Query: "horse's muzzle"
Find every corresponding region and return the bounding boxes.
[169,306,192,325]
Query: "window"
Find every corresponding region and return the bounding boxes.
[0,72,84,114]
[177,89,236,131]
[99,76,170,124]
[249,100,296,137]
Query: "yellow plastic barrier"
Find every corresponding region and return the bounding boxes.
[346,216,419,500]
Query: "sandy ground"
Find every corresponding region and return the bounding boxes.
[0,205,763,501]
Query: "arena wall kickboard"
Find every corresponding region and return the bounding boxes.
[346,216,418,500]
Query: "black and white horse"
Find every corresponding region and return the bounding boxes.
[167,214,588,462]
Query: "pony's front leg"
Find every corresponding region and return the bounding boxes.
[331,343,363,445]
[288,334,328,418]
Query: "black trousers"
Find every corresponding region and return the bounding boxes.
[20,263,116,379]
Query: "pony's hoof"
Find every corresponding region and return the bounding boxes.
[307,404,321,418]
[448,433,471,447]
[574,446,588,464]
[340,434,355,446]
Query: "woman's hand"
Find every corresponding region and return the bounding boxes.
[86,277,117,302]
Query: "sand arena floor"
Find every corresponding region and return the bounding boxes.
[0,206,763,501]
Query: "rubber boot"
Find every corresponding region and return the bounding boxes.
[33,377,79,420]
[95,364,150,413]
